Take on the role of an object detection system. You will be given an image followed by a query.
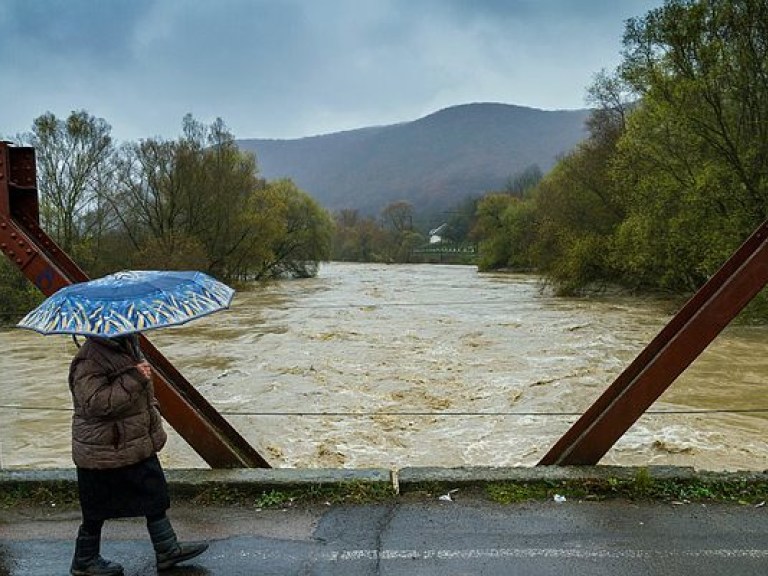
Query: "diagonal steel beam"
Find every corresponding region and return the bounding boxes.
[1,141,270,468]
[539,219,768,465]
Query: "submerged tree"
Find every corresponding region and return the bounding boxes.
[248,179,334,279]
[108,116,333,280]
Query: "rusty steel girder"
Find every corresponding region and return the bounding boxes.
[1,141,269,468]
[540,218,768,466]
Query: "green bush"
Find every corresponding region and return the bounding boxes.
[0,259,43,326]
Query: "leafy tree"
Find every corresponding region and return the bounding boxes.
[250,179,334,279]
[2,111,333,317]
[473,193,519,271]
[132,233,210,271]
[611,0,768,293]
[610,96,743,291]
[585,68,634,140]
[25,111,115,257]
[112,138,184,255]
[381,201,414,234]
[379,201,424,262]
[474,0,768,311]
[443,196,480,245]
[0,259,42,324]
[110,116,263,279]
[331,209,389,262]
[620,0,768,219]
[331,209,360,261]
[505,165,543,198]
[182,116,262,278]
[499,199,537,271]
[522,92,626,293]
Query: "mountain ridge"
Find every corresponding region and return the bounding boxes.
[237,102,591,215]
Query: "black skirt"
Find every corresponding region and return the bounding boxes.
[76,454,170,522]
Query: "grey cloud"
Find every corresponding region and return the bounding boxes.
[1,0,153,65]
[0,0,664,142]
[403,0,660,22]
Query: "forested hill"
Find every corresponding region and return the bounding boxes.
[236,103,591,215]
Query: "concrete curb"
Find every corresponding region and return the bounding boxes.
[2,466,768,502]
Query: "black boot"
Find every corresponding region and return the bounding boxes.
[147,515,208,570]
[70,527,124,576]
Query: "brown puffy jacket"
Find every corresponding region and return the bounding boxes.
[68,336,167,469]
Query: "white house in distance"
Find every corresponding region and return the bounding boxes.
[429,223,449,244]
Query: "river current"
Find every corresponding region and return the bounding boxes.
[2,262,767,471]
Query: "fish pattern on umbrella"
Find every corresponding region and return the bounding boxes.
[17,271,235,337]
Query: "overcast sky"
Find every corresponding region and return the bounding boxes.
[0,0,662,143]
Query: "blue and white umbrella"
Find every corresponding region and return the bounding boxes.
[17,270,235,337]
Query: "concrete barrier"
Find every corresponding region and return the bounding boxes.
[2,466,767,505]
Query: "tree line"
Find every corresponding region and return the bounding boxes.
[473,0,768,320]
[0,107,472,322]
[1,113,334,320]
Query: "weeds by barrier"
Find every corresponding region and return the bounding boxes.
[2,466,767,510]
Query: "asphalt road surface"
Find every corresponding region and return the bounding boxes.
[2,497,767,575]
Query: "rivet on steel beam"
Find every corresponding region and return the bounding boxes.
[15,258,22,264]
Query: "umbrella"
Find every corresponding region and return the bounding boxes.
[17,270,234,337]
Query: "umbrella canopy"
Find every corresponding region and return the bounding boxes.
[17,270,234,337]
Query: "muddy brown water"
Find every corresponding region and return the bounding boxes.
[1,262,767,471]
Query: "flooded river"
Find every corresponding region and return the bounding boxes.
[1,262,767,471]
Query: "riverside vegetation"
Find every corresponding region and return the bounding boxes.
[471,0,768,322]
[1,0,767,324]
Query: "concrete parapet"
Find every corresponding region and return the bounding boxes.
[397,465,697,485]
[1,466,767,504]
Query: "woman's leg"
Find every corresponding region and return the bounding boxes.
[80,518,104,539]
[70,517,124,576]
[146,512,208,571]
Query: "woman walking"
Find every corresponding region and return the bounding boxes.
[68,333,208,576]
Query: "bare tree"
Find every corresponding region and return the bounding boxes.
[26,111,114,254]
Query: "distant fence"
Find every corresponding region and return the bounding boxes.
[411,242,477,264]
